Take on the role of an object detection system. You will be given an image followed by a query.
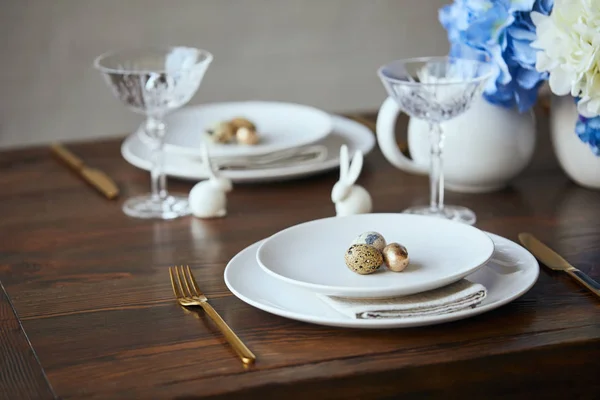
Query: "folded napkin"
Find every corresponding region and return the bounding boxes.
[318,280,487,319]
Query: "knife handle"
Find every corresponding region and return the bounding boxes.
[566,269,600,298]
[51,143,84,170]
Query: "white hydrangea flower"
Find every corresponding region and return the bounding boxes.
[531,0,600,118]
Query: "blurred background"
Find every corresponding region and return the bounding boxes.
[0,0,449,149]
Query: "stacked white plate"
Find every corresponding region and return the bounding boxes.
[224,214,539,328]
[121,101,376,183]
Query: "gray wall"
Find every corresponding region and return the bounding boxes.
[1,0,449,149]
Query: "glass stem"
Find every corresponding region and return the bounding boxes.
[145,116,168,202]
[429,122,445,212]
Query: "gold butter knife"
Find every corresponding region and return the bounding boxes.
[50,143,119,200]
[519,233,600,298]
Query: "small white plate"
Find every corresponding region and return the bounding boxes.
[224,233,539,329]
[139,101,333,158]
[256,214,495,298]
[121,113,375,183]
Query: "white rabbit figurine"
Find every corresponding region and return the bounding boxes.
[331,145,372,216]
[188,144,233,218]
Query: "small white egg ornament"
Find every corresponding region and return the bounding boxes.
[189,144,233,218]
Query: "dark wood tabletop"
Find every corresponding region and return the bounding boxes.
[1,111,599,400]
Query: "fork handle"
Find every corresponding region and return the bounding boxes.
[200,302,256,365]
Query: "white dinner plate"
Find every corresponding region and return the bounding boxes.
[225,233,539,328]
[256,214,495,298]
[137,101,333,158]
[121,113,375,183]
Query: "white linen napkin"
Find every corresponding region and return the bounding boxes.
[318,280,487,319]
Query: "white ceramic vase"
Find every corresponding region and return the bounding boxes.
[550,95,600,190]
[376,96,536,193]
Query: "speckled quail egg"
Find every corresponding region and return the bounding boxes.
[236,126,259,145]
[351,231,386,252]
[230,117,256,131]
[344,244,383,275]
[207,122,235,144]
[382,243,409,272]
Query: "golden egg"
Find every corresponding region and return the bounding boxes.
[382,243,409,272]
[230,117,256,131]
[236,127,260,145]
[344,244,383,275]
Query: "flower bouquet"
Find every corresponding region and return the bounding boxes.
[434,0,600,189]
[532,0,600,156]
[401,0,551,193]
[439,0,553,113]
[529,0,600,189]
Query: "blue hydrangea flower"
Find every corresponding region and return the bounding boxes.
[439,0,553,113]
[575,112,600,156]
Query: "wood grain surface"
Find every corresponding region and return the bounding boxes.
[0,282,56,399]
[0,112,599,399]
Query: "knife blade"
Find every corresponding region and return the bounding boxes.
[518,232,599,298]
[51,143,119,200]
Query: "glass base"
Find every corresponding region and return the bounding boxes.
[403,205,476,225]
[122,194,190,219]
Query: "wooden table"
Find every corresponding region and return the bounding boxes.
[1,113,599,399]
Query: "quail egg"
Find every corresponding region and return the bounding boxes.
[351,231,386,252]
[207,122,235,144]
[382,243,409,272]
[344,244,383,275]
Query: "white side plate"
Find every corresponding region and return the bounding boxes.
[256,214,495,298]
[121,113,375,183]
[225,233,538,328]
[139,101,333,158]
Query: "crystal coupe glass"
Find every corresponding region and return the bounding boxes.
[378,56,493,225]
[95,47,213,219]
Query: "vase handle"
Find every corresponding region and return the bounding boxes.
[376,97,428,175]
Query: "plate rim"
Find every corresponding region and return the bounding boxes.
[121,113,376,182]
[255,213,495,298]
[147,100,334,158]
[224,233,539,328]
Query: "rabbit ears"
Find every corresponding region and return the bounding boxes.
[200,142,218,180]
[339,145,363,185]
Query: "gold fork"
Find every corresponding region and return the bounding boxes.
[169,265,256,365]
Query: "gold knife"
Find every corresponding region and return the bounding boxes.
[519,233,599,298]
[50,143,119,200]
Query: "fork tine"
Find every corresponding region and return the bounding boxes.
[177,265,193,297]
[175,265,190,298]
[185,265,203,296]
[169,267,182,299]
